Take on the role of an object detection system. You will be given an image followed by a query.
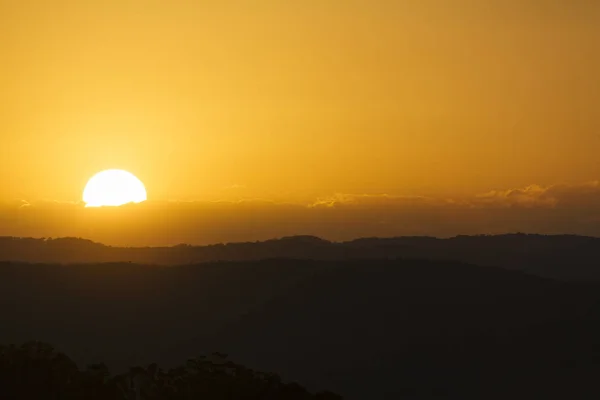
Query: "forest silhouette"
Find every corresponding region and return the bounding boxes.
[0,341,341,399]
[2,248,600,398]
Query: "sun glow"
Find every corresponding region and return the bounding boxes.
[83,170,147,207]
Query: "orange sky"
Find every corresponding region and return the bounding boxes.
[1,181,600,246]
[1,1,599,209]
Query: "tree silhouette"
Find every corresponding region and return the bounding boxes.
[0,341,342,399]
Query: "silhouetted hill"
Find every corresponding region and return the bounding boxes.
[2,259,600,398]
[206,260,600,399]
[2,233,600,280]
[0,341,342,400]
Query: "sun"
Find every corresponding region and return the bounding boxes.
[83,169,147,207]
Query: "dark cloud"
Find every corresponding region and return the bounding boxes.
[1,181,599,246]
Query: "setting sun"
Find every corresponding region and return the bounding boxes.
[83,170,147,207]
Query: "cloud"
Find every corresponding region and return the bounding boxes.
[474,184,558,208]
[474,181,600,208]
[1,181,600,246]
[309,181,600,211]
[309,193,437,208]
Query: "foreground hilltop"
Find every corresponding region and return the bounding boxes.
[0,341,341,399]
[1,233,599,280]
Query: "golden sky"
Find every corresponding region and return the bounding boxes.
[1,1,599,208]
[2,181,600,246]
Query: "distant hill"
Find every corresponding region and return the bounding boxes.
[2,233,600,280]
[2,258,600,399]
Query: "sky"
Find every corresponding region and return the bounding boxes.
[1,1,599,244]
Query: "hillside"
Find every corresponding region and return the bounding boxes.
[1,234,600,280]
[2,258,600,398]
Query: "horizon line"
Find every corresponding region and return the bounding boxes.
[0,232,597,249]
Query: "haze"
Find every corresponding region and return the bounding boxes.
[1,0,599,244]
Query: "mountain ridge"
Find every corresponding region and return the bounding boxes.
[2,233,600,281]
